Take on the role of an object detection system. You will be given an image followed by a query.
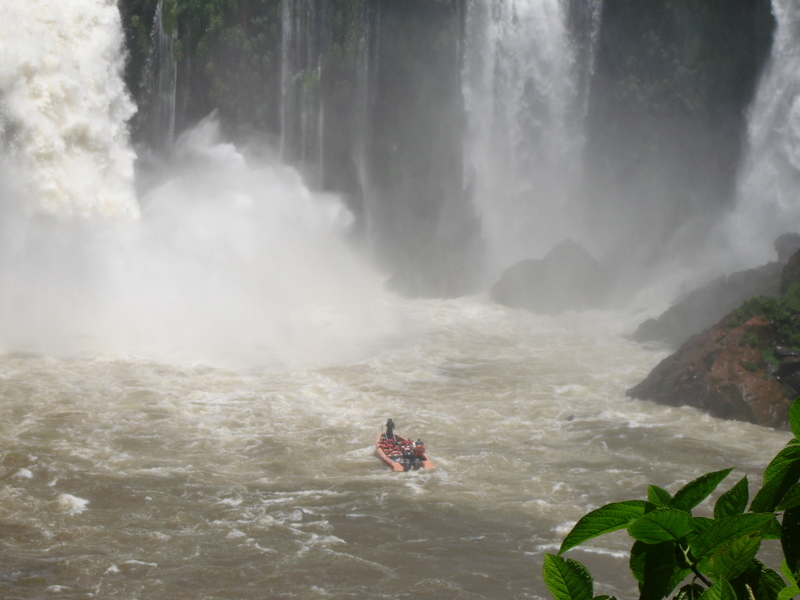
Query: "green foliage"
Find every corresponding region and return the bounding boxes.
[558,501,650,554]
[162,0,178,34]
[791,402,800,440]
[727,286,800,350]
[762,347,782,370]
[543,399,800,600]
[714,477,749,520]
[543,554,595,600]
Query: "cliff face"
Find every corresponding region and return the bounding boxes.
[583,0,775,264]
[633,263,783,348]
[628,315,794,428]
[629,264,800,428]
[118,0,478,298]
[116,0,776,298]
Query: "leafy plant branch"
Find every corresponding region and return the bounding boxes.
[544,400,800,600]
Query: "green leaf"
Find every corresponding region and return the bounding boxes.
[790,399,800,441]
[543,553,594,600]
[559,501,651,554]
[628,508,695,544]
[691,512,776,560]
[673,583,707,600]
[783,559,799,587]
[691,517,716,537]
[783,506,800,580]
[765,445,800,481]
[778,482,800,511]
[630,541,688,600]
[764,514,784,540]
[731,559,786,600]
[751,446,800,513]
[697,579,737,600]
[714,476,749,520]
[669,468,734,513]
[778,586,800,600]
[648,485,672,508]
[698,530,763,580]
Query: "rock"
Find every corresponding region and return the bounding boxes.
[632,262,783,347]
[490,240,610,315]
[780,248,800,294]
[628,315,795,428]
[774,232,800,262]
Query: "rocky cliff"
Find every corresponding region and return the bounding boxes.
[629,268,800,428]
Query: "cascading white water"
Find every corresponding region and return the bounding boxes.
[354,1,378,245]
[463,0,590,276]
[0,110,406,369]
[726,0,800,267]
[280,0,324,187]
[148,0,177,153]
[0,4,790,599]
[0,0,404,368]
[0,0,138,219]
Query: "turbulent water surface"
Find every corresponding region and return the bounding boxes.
[0,1,795,599]
[0,302,789,600]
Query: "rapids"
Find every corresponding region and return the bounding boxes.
[0,303,788,599]
[0,1,794,598]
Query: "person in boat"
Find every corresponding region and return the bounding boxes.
[385,418,396,441]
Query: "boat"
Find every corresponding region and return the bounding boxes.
[375,419,434,471]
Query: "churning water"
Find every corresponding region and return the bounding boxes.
[0,1,793,599]
[0,0,137,219]
[0,303,789,600]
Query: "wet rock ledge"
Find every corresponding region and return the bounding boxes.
[628,243,800,428]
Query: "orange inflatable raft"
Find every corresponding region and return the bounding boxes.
[375,419,434,472]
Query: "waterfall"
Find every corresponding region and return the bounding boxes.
[354,1,379,245]
[463,0,597,276]
[0,0,138,219]
[280,0,325,187]
[728,0,800,266]
[148,0,177,154]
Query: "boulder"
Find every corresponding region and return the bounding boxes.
[632,262,782,348]
[775,232,800,262]
[490,240,610,315]
[780,248,800,294]
[628,315,795,428]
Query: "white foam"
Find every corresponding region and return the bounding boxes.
[56,493,89,514]
[0,0,138,219]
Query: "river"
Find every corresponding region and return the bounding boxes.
[0,298,788,599]
[0,1,792,597]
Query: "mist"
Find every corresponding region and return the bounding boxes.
[0,0,408,368]
[0,0,789,367]
[0,3,797,598]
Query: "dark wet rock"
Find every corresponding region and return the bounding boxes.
[628,315,795,428]
[490,240,610,315]
[632,262,783,348]
[775,345,800,358]
[780,248,800,294]
[775,232,800,262]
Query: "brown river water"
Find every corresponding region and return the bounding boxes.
[0,5,790,595]
[0,301,789,600]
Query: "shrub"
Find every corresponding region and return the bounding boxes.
[544,399,800,600]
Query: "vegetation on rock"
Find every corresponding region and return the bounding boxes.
[630,251,800,428]
[727,285,800,350]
